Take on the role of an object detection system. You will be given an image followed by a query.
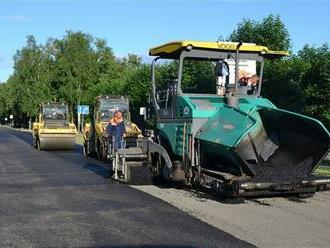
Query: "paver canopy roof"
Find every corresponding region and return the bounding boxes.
[149,40,289,59]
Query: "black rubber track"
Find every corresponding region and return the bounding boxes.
[0,127,253,248]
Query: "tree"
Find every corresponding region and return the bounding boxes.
[262,56,309,111]
[121,54,142,68]
[299,44,330,127]
[51,31,98,113]
[84,38,121,104]
[123,64,150,109]
[9,35,52,125]
[181,60,215,94]
[229,14,291,51]
[0,83,11,123]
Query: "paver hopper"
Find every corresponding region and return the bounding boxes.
[32,102,77,150]
[194,99,330,196]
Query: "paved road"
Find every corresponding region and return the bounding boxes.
[0,127,252,248]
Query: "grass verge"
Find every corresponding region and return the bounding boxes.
[314,165,330,176]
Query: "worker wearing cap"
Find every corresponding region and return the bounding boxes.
[106,111,126,151]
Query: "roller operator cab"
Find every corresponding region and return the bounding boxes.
[32,102,77,150]
[148,40,330,197]
[83,96,150,184]
[83,95,142,159]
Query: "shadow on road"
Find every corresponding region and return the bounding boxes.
[50,146,111,179]
[6,128,32,145]
[7,128,110,179]
[82,157,110,179]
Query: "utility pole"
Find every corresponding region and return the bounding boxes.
[77,83,81,133]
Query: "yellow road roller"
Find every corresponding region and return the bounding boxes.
[83,95,142,160]
[32,102,77,150]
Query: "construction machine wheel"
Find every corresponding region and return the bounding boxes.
[36,139,41,151]
[83,138,92,157]
[32,135,37,148]
[152,151,171,185]
[172,160,185,182]
[150,139,163,184]
[83,142,88,157]
[151,136,172,185]
[107,168,115,179]
[96,140,106,161]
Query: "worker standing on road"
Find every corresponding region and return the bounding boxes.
[106,111,126,151]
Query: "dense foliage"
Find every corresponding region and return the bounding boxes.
[0,31,150,126]
[0,15,329,129]
[229,14,291,51]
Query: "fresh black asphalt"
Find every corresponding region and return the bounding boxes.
[0,127,253,248]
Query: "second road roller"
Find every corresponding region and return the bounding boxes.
[32,102,77,150]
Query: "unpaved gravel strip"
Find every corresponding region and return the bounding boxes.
[132,185,330,248]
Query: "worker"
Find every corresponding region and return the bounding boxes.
[106,111,126,151]
[215,61,229,96]
[238,74,259,95]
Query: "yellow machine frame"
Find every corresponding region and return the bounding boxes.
[32,102,77,150]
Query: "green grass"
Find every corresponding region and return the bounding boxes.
[314,165,330,176]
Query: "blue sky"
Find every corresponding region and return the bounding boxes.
[0,0,330,82]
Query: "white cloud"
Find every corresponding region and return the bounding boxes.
[0,15,31,22]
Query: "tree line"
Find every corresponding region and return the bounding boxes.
[0,14,329,129]
[0,31,150,125]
